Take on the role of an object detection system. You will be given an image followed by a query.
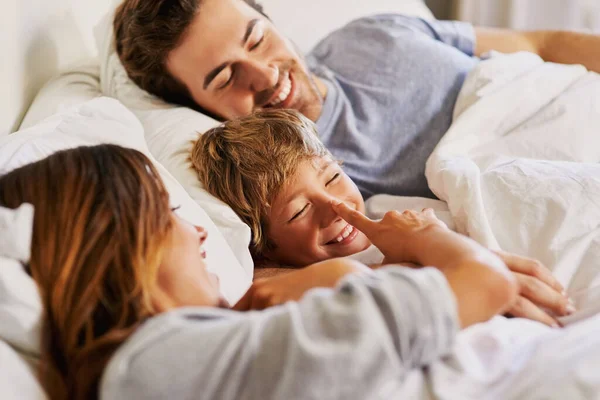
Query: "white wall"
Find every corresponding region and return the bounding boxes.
[0,0,113,134]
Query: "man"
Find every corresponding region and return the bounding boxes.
[113,0,592,324]
[114,0,600,200]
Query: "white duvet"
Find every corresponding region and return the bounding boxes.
[426,51,600,296]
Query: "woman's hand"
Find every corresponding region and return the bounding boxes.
[493,250,575,326]
[331,201,448,264]
[233,258,370,311]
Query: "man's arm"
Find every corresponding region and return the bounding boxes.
[475,27,600,73]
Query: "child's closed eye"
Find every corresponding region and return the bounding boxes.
[326,173,340,186]
[289,204,309,222]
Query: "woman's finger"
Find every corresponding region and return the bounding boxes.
[514,272,574,316]
[507,295,560,327]
[331,200,378,236]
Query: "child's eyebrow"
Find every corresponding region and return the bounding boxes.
[317,160,334,176]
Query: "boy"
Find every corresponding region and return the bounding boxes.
[191,109,577,326]
[191,109,381,266]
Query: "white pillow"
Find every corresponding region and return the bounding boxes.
[96,13,255,274]
[0,340,46,400]
[95,1,433,273]
[0,97,251,306]
[19,61,102,131]
[0,204,34,263]
[0,204,41,357]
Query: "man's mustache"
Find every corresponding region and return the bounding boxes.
[254,60,297,107]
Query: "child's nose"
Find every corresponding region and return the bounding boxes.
[318,196,343,228]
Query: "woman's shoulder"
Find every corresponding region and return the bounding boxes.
[99,307,240,399]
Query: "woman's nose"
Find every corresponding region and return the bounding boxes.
[195,226,208,244]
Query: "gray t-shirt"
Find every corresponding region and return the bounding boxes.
[307,15,478,198]
[100,267,458,400]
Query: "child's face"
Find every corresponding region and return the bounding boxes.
[266,157,371,266]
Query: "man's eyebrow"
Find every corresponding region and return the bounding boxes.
[203,19,261,90]
[203,62,228,90]
[243,19,260,45]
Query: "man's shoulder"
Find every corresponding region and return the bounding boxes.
[308,14,427,67]
[313,14,422,46]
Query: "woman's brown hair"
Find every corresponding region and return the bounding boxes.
[0,145,173,399]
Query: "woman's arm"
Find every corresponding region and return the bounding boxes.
[101,267,461,400]
[475,27,600,73]
[331,204,517,329]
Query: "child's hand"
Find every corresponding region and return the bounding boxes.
[233,258,370,311]
[331,200,448,264]
[493,250,574,327]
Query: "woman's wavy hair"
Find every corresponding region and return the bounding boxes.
[0,145,173,399]
[113,0,267,112]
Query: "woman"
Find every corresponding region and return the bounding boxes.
[0,144,559,399]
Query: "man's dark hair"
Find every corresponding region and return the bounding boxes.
[114,0,266,111]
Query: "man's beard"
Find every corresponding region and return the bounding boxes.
[254,59,324,122]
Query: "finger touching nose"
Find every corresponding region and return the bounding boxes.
[330,200,377,236]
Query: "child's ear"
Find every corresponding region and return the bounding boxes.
[254,249,293,269]
[252,250,274,268]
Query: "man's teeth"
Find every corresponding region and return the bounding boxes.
[269,74,291,106]
[334,225,354,243]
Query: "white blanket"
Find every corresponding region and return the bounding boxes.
[426,52,600,295]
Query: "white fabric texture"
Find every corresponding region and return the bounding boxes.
[0,205,44,399]
[0,204,41,357]
[426,51,600,295]
[19,61,102,130]
[0,256,42,358]
[0,340,47,400]
[0,203,34,263]
[0,97,251,310]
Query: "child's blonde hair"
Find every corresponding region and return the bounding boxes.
[191,109,332,258]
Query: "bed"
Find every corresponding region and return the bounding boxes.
[3,0,600,398]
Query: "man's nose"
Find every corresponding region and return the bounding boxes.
[244,60,279,92]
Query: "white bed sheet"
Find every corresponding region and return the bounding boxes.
[426,51,600,295]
